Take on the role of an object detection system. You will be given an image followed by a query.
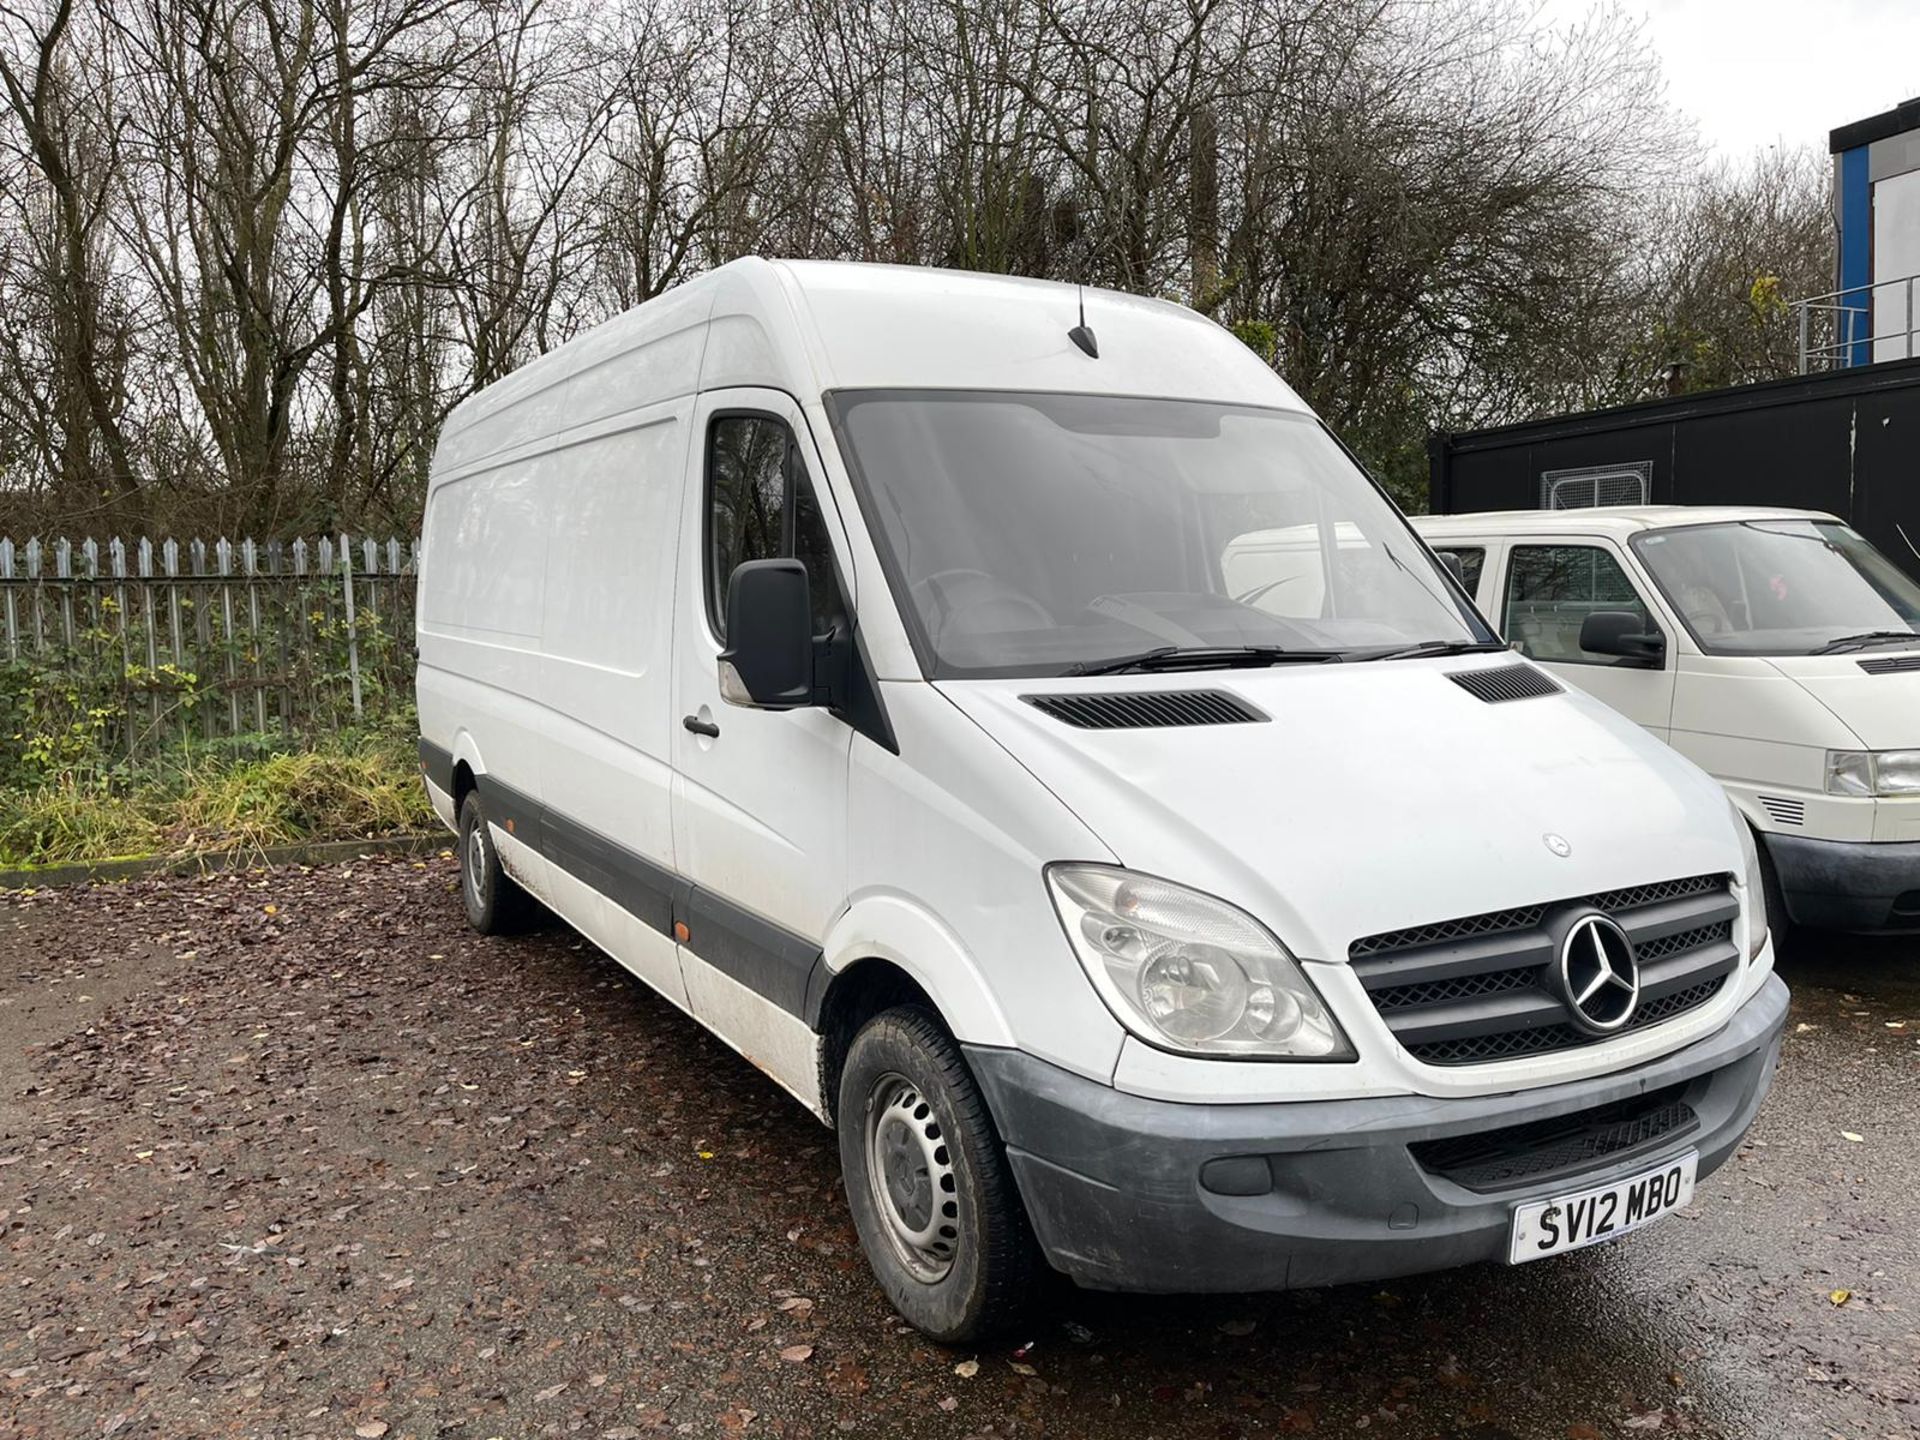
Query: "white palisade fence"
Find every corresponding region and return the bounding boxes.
[0,534,420,759]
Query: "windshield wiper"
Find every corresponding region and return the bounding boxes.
[1064,645,1344,676]
[1356,639,1513,662]
[1811,629,1920,655]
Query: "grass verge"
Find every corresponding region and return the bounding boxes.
[0,723,433,869]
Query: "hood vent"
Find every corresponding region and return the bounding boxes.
[1447,663,1562,703]
[1858,654,1920,675]
[1022,689,1267,729]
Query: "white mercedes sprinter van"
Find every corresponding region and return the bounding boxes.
[1414,507,1920,933]
[416,259,1787,1341]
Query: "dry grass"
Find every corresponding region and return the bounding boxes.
[0,725,432,869]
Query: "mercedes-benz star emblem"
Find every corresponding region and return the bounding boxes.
[1556,912,1640,1034]
[1543,833,1572,858]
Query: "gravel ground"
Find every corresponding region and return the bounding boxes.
[0,854,1915,1440]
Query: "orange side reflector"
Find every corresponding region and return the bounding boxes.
[673,921,690,944]
[505,818,515,834]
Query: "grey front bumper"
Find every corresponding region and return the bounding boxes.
[966,973,1788,1293]
[1765,833,1920,931]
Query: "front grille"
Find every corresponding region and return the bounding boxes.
[1410,1082,1698,1192]
[1350,875,1739,1067]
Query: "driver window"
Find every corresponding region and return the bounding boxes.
[1505,545,1653,664]
[706,414,846,638]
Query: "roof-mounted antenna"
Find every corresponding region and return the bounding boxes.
[1068,282,1099,358]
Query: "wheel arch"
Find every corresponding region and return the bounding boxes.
[813,894,1018,1123]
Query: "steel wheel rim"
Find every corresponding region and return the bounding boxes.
[863,1073,959,1284]
[465,823,486,911]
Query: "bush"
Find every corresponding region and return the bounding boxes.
[0,715,433,869]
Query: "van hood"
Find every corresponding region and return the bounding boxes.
[937,656,1741,963]
[1764,649,1920,750]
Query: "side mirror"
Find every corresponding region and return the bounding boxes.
[719,559,815,708]
[1438,551,1466,587]
[1580,610,1665,666]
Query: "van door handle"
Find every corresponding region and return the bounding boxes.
[682,714,720,739]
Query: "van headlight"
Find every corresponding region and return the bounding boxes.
[1825,749,1920,796]
[1732,805,1769,960]
[1045,864,1353,1059]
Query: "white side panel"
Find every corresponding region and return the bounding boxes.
[679,954,825,1117]
[433,285,713,475]
[421,462,549,639]
[540,851,692,1015]
[536,412,688,885]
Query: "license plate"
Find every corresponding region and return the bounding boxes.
[1507,1152,1697,1264]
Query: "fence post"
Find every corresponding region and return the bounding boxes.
[242,538,265,734]
[109,538,132,760]
[54,537,74,652]
[138,538,157,746]
[162,538,184,745]
[25,537,43,654]
[0,537,14,661]
[340,533,362,720]
[215,536,240,736]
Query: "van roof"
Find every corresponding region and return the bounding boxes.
[433,258,1306,478]
[1412,505,1842,539]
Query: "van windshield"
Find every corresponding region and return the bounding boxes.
[1632,520,1920,656]
[828,390,1489,678]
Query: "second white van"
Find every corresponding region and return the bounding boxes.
[417,260,1786,1340]
[1416,506,1920,933]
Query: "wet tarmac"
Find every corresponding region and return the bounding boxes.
[1,859,1914,1438]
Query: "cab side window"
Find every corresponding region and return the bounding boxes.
[706,414,847,638]
[1505,544,1655,664]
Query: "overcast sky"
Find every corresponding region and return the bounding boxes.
[1543,0,1920,160]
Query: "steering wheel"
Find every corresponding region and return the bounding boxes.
[911,568,1055,630]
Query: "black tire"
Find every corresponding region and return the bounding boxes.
[457,789,539,935]
[1755,826,1791,956]
[837,1006,1041,1343]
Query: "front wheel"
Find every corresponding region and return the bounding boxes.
[837,1007,1041,1343]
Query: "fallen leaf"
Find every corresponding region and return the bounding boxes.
[1218,1318,1256,1336]
[1842,1131,1865,1143]
[534,1381,570,1402]
[1829,1288,1852,1306]
[937,1396,958,1412]
[779,1345,814,1364]
[1011,1362,1037,1377]
[953,1360,979,1378]
[826,1358,869,1395]
[355,1425,390,1439]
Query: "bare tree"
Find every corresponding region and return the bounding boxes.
[0,0,1793,533]
[0,0,141,521]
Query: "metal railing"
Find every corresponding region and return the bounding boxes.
[1794,271,1920,372]
[0,533,418,758]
